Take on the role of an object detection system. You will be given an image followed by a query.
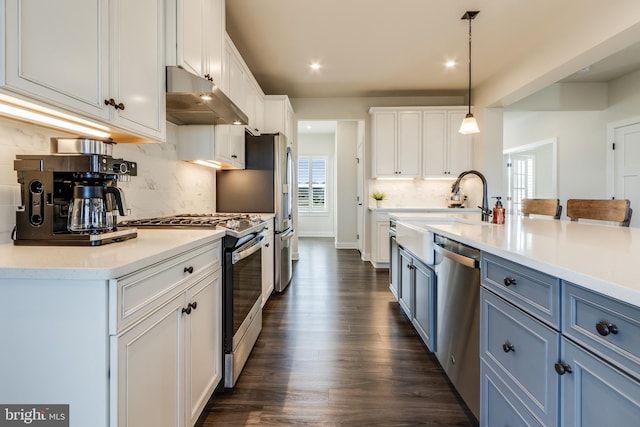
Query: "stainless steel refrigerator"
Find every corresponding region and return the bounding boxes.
[216,132,294,292]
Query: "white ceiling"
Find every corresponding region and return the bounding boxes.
[226,1,640,99]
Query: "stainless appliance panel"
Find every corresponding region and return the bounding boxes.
[434,235,480,420]
[275,228,294,292]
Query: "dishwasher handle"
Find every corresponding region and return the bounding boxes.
[434,243,480,269]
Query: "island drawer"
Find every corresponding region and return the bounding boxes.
[562,281,640,380]
[481,252,560,328]
[480,288,559,426]
[112,241,221,334]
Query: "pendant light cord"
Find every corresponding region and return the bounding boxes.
[467,16,472,115]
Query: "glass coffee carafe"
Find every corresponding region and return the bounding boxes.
[68,185,113,233]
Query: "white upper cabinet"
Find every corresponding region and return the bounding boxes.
[2,0,166,142]
[423,108,472,176]
[177,124,245,169]
[169,0,224,86]
[371,108,422,178]
[263,95,294,140]
[371,107,472,179]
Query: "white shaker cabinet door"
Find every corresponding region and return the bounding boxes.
[177,0,205,77]
[112,294,183,427]
[447,110,472,176]
[3,0,110,119]
[185,273,222,426]
[110,0,165,139]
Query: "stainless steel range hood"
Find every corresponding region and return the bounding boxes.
[166,66,248,126]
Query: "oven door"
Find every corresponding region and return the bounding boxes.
[230,236,263,348]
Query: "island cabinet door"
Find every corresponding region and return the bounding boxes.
[560,338,640,427]
[111,294,184,427]
[411,260,436,351]
[398,248,413,317]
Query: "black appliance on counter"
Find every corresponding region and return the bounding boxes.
[13,147,137,246]
[119,213,267,388]
[216,132,294,293]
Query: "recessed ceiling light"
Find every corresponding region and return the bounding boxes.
[310,62,321,71]
[445,60,456,68]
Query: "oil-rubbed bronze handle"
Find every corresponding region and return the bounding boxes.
[502,342,516,353]
[503,277,517,287]
[184,266,194,274]
[181,306,192,315]
[596,321,619,336]
[554,362,573,376]
[190,301,197,310]
[105,98,125,110]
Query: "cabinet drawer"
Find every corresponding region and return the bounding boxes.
[480,288,559,426]
[113,241,221,334]
[482,252,560,328]
[562,281,640,379]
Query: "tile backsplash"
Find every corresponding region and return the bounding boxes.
[0,118,215,244]
[368,177,485,210]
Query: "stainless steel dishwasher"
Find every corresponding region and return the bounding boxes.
[433,234,480,420]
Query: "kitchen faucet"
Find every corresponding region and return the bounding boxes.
[451,170,491,222]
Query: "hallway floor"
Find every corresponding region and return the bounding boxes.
[196,237,476,426]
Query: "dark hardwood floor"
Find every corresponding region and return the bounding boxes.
[196,237,476,426]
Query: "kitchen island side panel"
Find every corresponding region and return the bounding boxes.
[0,278,109,427]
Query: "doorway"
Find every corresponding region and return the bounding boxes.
[608,117,640,227]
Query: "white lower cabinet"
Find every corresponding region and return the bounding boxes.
[112,245,222,427]
[370,212,390,268]
[113,293,183,427]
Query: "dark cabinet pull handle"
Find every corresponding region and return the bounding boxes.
[231,154,238,158]
[190,301,197,310]
[554,362,573,376]
[181,306,192,315]
[104,98,125,110]
[503,277,517,287]
[596,321,619,336]
[502,342,516,353]
[184,266,194,274]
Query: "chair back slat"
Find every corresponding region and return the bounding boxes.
[566,199,632,227]
[521,198,562,219]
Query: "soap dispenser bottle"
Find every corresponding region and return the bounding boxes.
[492,197,505,224]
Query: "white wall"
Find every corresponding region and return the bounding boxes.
[503,70,640,219]
[297,132,335,237]
[0,119,215,243]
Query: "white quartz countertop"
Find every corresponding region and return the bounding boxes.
[0,229,225,280]
[394,213,640,308]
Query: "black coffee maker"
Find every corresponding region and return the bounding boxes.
[13,138,138,246]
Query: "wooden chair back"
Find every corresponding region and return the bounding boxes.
[521,198,562,219]
[566,199,632,227]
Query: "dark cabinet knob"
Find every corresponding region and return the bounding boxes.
[503,277,517,287]
[596,321,619,336]
[181,306,192,315]
[184,266,194,274]
[231,154,238,158]
[190,301,197,310]
[502,342,516,353]
[554,362,573,375]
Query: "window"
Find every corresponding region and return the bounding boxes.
[298,157,327,212]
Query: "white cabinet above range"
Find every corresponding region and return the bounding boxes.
[370,107,472,178]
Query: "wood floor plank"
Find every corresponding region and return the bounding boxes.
[196,237,476,426]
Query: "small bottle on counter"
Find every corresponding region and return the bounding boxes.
[492,197,506,224]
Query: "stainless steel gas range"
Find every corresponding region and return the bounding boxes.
[120,213,267,388]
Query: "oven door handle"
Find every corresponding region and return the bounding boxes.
[232,237,264,264]
[434,243,479,269]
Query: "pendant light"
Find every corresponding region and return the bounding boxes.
[459,10,480,135]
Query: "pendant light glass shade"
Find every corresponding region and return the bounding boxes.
[460,11,480,135]
[459,113,479,134]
